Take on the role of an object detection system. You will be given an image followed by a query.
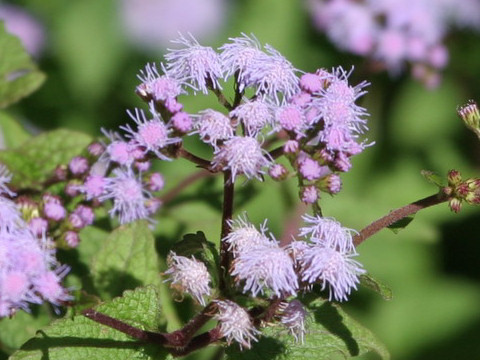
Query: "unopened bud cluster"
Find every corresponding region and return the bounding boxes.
[445,170,480,213]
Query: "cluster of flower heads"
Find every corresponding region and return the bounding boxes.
[308,0,480,87]
[0,166,70,317]
[163,212,364,347]
[110,33,371,214]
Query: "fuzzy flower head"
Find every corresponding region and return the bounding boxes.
[279,300,308,343]
[229,99,273,136]
[299,214,356,253]
[166,33,223,94]
[99,167,151,224]
[193,109,234,147]
[219,33,265,90]
[212,136,271,182]
[224,214,274,256]
[214,300,260,350]
[136,63,185,102]
[122,107,180,161]
[245,44,300,104]
[231,242,298,298]
[164,252,211,306]
[0,165,14,197]
[298,245,365,301]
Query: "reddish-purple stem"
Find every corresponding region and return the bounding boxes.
[353,192,449,247]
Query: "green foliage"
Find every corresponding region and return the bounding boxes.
[421,170,445,188]
[90,221,162,300]
[0,23,46,108]
[0,111,31,148]
[226,299,389,360]
[10,287,169,360]
[171,231,220,287]
[387,215,415,234]
[0,129,92,189]
[359,274,393,301]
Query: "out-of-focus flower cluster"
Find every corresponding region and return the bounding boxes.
[0,166,70,317]
[307,0,480,87]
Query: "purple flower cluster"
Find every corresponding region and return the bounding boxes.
[225,212,365,302]
[0,166,70,317]
[164,252,211,306]
[308,0,480,87]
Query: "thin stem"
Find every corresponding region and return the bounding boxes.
[176,147,212,169]
[219,170,234,292]
[210,86,233,111]
[82,309,167,344]
[268,145,284,160]
[353,192,449,247]
[171,327,223,357]
[160,170,214,204]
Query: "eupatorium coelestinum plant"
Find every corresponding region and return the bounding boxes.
[1,27,480,360]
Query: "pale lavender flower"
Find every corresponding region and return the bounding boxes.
[121,0,227,50]
[279,300,308,343]
[219,33,266,90]
[171,111,193,133]
[214,300,260,349]
[148,173,165,192]
[298,156,329,181]
[101,130,137,167]
[0,4,45,57]
[68,156,89,175]
[212,136,272,182]
[43,197,66,221]
[65,231,80,248]
[99,167,152,224]
[0,197,23,231]
[301,186,318,204]
[299,214,356,253]
[28,217,48,237]
[136,63,185,102]
[122,107,180,160]
[231,242,298,298]
[80,174,106,200]
[245,44,300,104]
[164,252,211,306]
[193,109,234,147]
[268,164,288,181]
[0,165,14,197]
[223,213,274,256]
[72,205,95,227]
[298,245,365,301]
[229,99,273,136]
[276,104,307,134]
[0,228,70,317]
[166,33,223,94]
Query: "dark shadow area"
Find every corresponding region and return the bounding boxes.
[93,269,144,299]
[225,336,286,360]
[18,331,167,360]
[410,318,480,360]
[314,302,360,357]
[57,248,97,296]
[439,213,480,282]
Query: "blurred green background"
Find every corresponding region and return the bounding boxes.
[2,0,480,359]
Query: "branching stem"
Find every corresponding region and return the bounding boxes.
[353,191,450,247]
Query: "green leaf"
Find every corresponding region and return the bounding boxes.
[386,215,415,234]
[226,300,389,360]
[359,274,393,301]
[421,170,444,188]
[0,306,51,354]
[10,287,169,360]
[171,231,220,287]
[0,23,46,108]
[91,221,161,300]
[0,129,92,190]
[0,111,31,148]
